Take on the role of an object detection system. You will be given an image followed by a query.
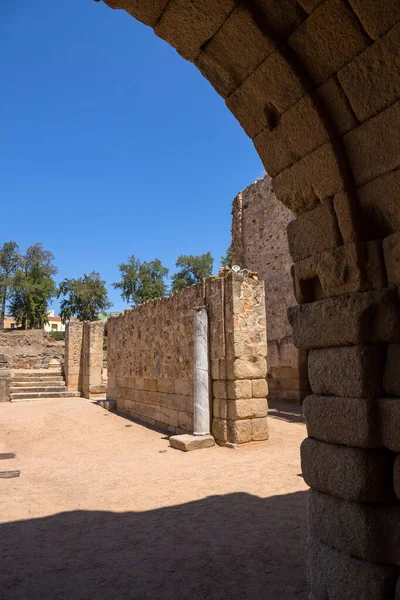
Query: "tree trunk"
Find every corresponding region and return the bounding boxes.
[0,287,7,330]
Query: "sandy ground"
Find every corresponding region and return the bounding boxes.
[0,397,309,600]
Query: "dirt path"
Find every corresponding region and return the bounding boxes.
[0,398,309,600]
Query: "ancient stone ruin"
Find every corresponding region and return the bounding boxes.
[64,321,106,399]
[106,271,269,446]
[41,0,400,596]
[231,175,309,402]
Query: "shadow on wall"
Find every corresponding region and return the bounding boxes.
[0,491,308,599]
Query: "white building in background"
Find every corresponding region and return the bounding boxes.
[43,310,65,333]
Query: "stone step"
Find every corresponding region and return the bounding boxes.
[11,379,65,387]
[10,385,67,394]
[12,372,63,381]
[10,391,81,402]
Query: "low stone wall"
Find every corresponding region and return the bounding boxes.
[65,321,105,399]
[107,271,269,445]
[0,329,64,370]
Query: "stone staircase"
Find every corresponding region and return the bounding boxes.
[10,369,81,402]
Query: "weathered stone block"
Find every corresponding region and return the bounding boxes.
[253,0,305,37]
[280,377,308,391]
[393,456,400,500]
[227,398,268,420]
[288,289,400,349]
[158,378,174,394]
[287,198,341,263]
[251,378,268,398]
[254,95,332,177]
[251,416,269,441]
[0,369,10,403]
[380,397,400,452]
[195,5,275,97]
[227,418,252,444]
[301,438,395,502]
[213,380,227,399]
[333,191,363,244]
[273,141,346,216]
[213,397,221,419]
[88,384,107,395]
[306,536,397,600]
[155,0,236,62]
[103,0,168,27]
[347,0,400,39]
[169,434,215,452]
[383,232,400,286]
[304,395,379,448]
[173,379,192,396]
[219,399,228,419]
[357,168,400,237]
[308,345,384,398]
[292,241,385,304]
[226,51,307,139]
[296,0,323,13]
[99,399,116,411]
[316,76,358,137]
[178,411,193,432]
[338,23,400,123]
[228,357,267,380]
[288,0,369,84]
[143,378,158,392]
[226,379,252,400]
[212,417,228,442]
[343,100,400,187]
[308,489,400,565]
[383,345,400,396]
[211,360,220,380]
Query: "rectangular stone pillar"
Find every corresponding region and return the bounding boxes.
[209,271,269,446]
[0,354,11,402]
[82,321,106,399]
[64,322,84,392]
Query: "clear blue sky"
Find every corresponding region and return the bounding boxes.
[1,0,263,313]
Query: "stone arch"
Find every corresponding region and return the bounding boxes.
[97,1,400,597]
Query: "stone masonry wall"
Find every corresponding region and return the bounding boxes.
[0,329,64,370]
[107,271,269,445]
[65,321,105,399]
[232,175,309,402]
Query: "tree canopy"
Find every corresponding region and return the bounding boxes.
[171,252,214,293]
[9,243,57,329]
[113,255,169,306]
[0,241,20,328]
[221,245,233,268]
[58,271,112,322]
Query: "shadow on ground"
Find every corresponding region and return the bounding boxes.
[268,399,305,424]
[0,491,308,600]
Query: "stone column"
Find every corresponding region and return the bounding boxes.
[82,321,106,399]
[0,354,11,402]
[193,307,210,435]
[64,322,84,392]
[209,272,269,447]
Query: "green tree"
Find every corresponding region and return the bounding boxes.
[0,241,20,329]
[171,252,214,293]
[113,255,169,306]
[58,271,112,322]
[10,243,58,329]
[221,245,233,268]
